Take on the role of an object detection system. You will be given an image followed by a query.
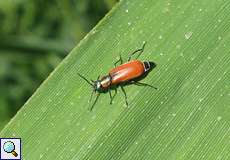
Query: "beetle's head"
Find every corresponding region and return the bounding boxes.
[93,80,102,92]
[77,73,103,93]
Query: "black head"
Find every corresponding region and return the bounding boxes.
[78,73,103,92]
[93,80,103,92]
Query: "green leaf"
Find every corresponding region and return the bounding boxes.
[1,0,230,159]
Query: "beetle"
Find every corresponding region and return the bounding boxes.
[78,42,157,110]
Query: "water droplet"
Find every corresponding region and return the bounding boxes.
[190,57,195,61]
[40,154,43,159]
[217,116,222,121]
[91,115,96,120]
[180,52,184,57]
[176,45,181,49]
[159,35,162,39]
[172,113,176,117]
[162,7,170,13]
[198,98,204,102]
[128,22,131,26]
[185,31,193,39]
[125,9,129,13]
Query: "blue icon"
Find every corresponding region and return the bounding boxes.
[0,138,21,160]
[3,141,18,157]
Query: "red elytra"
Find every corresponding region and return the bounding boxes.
[111,60,147,84]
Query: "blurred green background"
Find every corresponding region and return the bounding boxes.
[0,0,117,130]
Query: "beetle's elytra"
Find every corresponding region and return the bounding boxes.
[78,42,157,110]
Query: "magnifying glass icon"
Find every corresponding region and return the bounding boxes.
[3,141,18,157]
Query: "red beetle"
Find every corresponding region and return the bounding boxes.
[78,42,157,110]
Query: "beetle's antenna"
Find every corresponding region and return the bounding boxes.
[78,73,93,86]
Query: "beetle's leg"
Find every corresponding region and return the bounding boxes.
[135,42,147,60]
[120,55,123,64]
[89,93,100,111]
[127,42,146,61]
[131,81,158,90]
[114,54,123,67]
[89,89,95,103]
[109,89,113,104]
[97,75,100,81]
[113,87,118,98]
[111,87,118,103]
[120,85,128,106]
[127,49,142,61]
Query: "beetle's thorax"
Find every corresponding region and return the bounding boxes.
[100,75,112,89]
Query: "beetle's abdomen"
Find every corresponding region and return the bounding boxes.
[109,60,145,84]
